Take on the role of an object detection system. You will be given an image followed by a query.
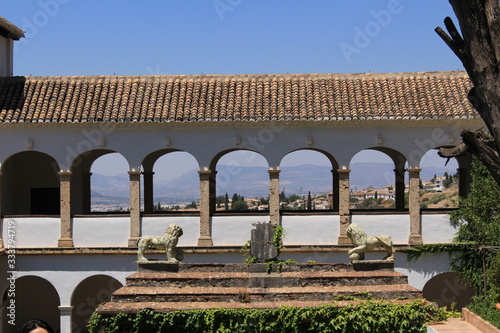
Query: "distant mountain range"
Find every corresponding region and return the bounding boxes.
[91,163,456,202]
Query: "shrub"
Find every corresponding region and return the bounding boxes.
[88,300,452,333]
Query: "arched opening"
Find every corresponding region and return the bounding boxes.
[349,149,406,210]
[71,275,122,332]
[2,276,60,333]
[143,150,199,213]
[213,150,269,212]
[280,149,337,211]
[89,152,129,213]
[1,151,60,215]
[422,272,475,310]
[420,149,460,210]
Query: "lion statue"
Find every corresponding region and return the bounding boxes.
[137,223,184,263]
[346,223,395,261]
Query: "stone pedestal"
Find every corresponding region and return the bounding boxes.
[250,222,278,262]
[352,260,395,271]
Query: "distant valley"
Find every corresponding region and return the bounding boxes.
[91,163,456,203]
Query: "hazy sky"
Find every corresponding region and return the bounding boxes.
[2,1,463,179]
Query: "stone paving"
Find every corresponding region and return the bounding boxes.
[428,318,482,333]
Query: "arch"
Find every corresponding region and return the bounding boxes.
[213,149,270,210]
[1,151,61,215]
[279,149,339,211]
[349,148,407,211]
[209,148,270,171]
[71,275,122,332]
[142,149,200,213]
[281,148,339,170]
[2,275,60,332]
[422,272,475,310]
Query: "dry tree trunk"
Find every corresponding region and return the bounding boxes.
[436,0,500,186]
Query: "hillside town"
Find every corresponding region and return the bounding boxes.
[93,172,459,212]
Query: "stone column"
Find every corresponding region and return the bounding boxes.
[198,170,214,246]
[82,172,92,214]
[394,167,406,211]
[337,169,351,244]
[408,168,423,244]
[128,170,142,247]
[142,171,155,214]
[268,169,281,225]
[58,171,74,247]
[331,170,340,211]
[59,306,73,333]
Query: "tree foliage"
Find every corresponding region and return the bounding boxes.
[448,157,500,292]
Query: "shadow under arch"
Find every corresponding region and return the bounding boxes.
[71,275,123,333]
[2,275,60,333]
[141,149,201,213]
[1,151,61,215]
[349,147,408,211]
[279,148,340,211]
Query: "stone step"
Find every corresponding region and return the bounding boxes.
[99,299,419,314]
[137,262,355,274]
[125,270,408,288]
[97,300,365,314]
[111,284,422,303]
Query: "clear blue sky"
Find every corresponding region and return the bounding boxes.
[2,1,463,76]
[1,1,462,179]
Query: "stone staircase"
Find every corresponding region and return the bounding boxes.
[96,262,422,314]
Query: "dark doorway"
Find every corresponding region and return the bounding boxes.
[31,188,60,214]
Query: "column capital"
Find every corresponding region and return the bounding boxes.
[58,170,72,181]
[142,171,155,176]
[198,169,216,180]
[336,169,351,180]
[268,169,281,177]
[58,305,73,312]
[407,167,422,177]
[128,170,141,181]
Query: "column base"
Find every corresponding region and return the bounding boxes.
[58,237,74,247]
[337,235,352,245]
[128,237,141,247]
[408,235,423,245]
[197,236,213,247]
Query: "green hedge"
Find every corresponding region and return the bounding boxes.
[467,296,500,329]
[88,300,451,333]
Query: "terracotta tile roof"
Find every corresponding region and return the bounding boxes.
[0,71,476,124]
[0,17,24,40]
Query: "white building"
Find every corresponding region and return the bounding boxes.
[0,16,481,333]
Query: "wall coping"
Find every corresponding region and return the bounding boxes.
[1,244,417,256]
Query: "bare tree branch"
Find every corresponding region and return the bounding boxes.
[436,0,500,186]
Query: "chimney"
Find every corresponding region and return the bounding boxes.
[0,16,25,76]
